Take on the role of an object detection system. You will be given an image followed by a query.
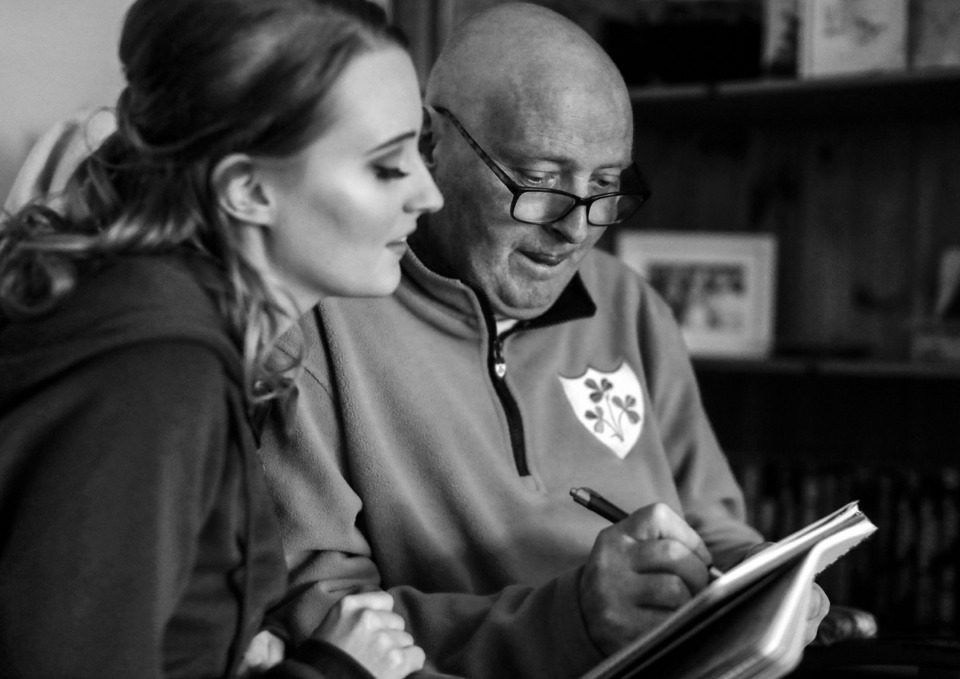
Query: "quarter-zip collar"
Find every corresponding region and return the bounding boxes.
[398,249,598,334]
[397,249,598,477]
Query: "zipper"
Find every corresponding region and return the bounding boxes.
[489,331,529,476]
[492,335,507,378]
[471,289,530,477]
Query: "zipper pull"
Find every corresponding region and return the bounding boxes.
[493,337,507,378]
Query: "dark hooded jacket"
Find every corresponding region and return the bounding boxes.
[0,253,371,679]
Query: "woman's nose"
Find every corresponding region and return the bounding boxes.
[407,156,444,215]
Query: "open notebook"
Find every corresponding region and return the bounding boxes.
[579,501,878,679]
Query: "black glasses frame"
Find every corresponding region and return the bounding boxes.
[432,106,651,226]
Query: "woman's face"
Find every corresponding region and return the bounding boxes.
[254,46,442,307]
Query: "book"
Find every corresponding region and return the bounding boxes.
[578,501,878,679]
[799,0,908,79]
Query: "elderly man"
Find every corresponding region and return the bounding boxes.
[258,4,829,678]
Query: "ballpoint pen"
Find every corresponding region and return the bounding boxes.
[570,486,724,580]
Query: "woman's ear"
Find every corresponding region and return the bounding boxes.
[419,107,438,169]
[211,153,273,226]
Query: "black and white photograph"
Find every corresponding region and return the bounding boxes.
[618,231,777,359]
[647,261,749,333]
[2,2,960,678]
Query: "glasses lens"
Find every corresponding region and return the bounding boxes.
[513,191,576,224]
[587,194,644,226]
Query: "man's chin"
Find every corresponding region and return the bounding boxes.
[489,286,564,321]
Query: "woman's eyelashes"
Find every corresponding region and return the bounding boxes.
[370,143,415,181]
[373,164,410,180]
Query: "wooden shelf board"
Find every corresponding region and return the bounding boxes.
[693,357,960,380]
[630,69,960,126]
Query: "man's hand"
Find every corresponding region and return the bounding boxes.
[578,502,713,655]
[804,582,830,645]
[314,591,426,679]
[742,542,831,646]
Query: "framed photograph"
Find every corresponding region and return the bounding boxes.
[799,0,908,78]
[617,231,778,358]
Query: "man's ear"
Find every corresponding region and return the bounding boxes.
[211,153,273,226]
[419,107,438,169]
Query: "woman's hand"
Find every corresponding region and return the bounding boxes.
[315,591,426,679]
[238,630,285,676]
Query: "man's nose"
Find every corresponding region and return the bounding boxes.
[548,204,591,244]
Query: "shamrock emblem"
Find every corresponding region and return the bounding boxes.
[558,362,645,459]
[583,377,641,442]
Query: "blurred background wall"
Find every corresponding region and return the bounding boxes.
[0,0,133,203]
[0,0,398,204]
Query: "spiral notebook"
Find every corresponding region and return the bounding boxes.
[579,501,877,679]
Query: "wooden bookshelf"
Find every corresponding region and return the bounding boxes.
[652,66,960,638]
[693,353,960,638]
[629,68,960,126]
[694,357,960,380]
[628,67,960,362]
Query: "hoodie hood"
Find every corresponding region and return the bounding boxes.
[0,254,242,413]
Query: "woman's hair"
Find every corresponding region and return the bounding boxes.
[0,0,406,403]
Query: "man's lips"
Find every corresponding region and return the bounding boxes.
[520,250,572,267]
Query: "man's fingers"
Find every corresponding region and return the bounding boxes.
[803,584,830,645]
[580,502,717,655]
[618,502,713,567]
[808,583,830,622]
[619,568,698,610]
[596,531,710,597]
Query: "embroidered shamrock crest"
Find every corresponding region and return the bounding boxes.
[558,362,644,459]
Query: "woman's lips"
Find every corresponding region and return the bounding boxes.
[387,235,410,254]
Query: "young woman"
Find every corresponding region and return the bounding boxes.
[0,0,442,677]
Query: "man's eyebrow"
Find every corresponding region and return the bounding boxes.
[498,147,631,171]
[507,159,632,175]
[366,130,417,155]
[595,162,631,172]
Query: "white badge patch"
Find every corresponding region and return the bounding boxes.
[559,362,644,459]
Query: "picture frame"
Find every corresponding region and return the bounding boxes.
[617,231,778,359]
[798,0,908,79]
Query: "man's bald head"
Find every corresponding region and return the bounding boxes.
[425,3,631,131]
[414,2,637,321]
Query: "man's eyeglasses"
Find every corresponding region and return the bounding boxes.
[432,106,650,227]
